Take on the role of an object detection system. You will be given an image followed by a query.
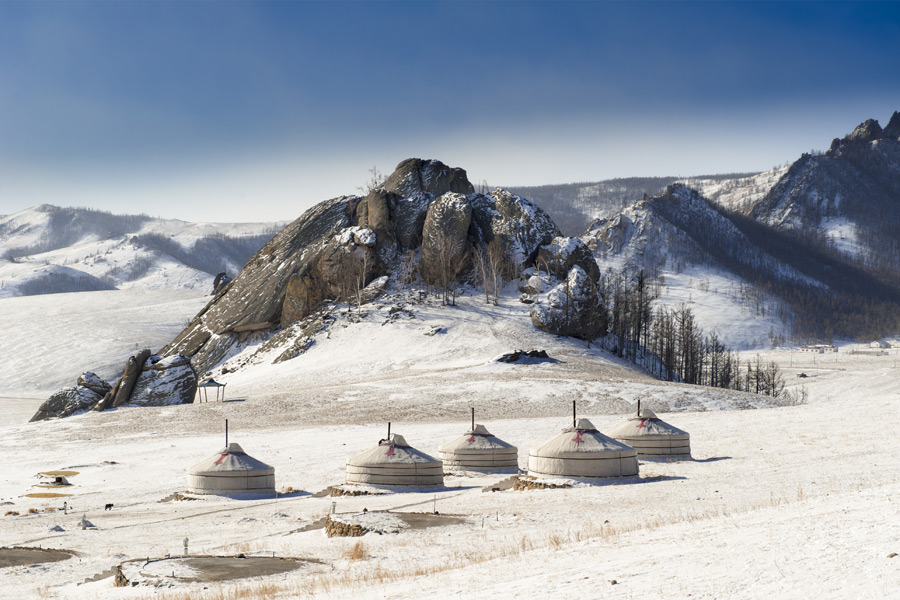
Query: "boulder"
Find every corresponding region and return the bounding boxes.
[470,190,560,267]
[212,272,232,295]
[535,236,601,281]
[77,371,112,398]
[127,354,197,407]
[518,274,544,295]
[30,384,104,422]
[529,266,607,340]
[382,158,474,199]
[106,348,153,409]
[355,188,398,263]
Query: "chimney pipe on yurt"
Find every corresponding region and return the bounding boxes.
[225,419,228,446]
[526,401,639,479]
[439,407,518,472]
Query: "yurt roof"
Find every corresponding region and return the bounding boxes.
[530,418,634,459]
[607,413,689,439]
[188,443,275,476]
[439,423,517,454]
[637,407,658,419]
[347,433,439,467]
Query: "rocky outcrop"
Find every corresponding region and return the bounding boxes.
[77,371,112,398]
[884,111,900,140]
[30,380,106,422]
[847,118,883,143]
[128,355,197,407]
[421,193,473,283]
[31,352,197,421]
[535,236,600,281]
[95,349,152,410]
[495,349,554,364]
[469,189,559,265]
[158,159,562,376]
[382,158,474,199]
[529,265,607,340]
[212,272,232,295]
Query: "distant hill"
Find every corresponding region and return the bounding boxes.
[0,205,281,298]
[508,173,757,236]
[584,111,900,344]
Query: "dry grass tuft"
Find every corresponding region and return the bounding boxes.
[344,541,369,561]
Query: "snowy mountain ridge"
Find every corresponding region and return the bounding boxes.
[0,204,282,299]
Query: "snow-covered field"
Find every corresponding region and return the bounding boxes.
[0,290,209,399]
[1,290,898,599]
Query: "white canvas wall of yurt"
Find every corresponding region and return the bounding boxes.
[188,443,275,496]
[439,423,518,471]
[607,407,691,459]
[528,418,638,478]
[346,432,443,487]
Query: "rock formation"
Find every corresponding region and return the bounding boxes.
[31,351,196,421]
[161,158,562,376]
[34,158,605,421]
[128,354,198,407]
[29,372,110,422]
[529,265,607,340]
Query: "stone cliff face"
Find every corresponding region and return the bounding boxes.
[161,159,565,376]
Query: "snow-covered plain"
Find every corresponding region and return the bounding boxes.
[1,289,898,599]
[0,290,210,399]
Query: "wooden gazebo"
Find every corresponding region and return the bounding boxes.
[197,379,227,402]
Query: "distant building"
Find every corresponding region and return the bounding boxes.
[800,344,837,353]
[869,340,891,349]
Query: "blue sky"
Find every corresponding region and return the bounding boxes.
[1,1,899,222]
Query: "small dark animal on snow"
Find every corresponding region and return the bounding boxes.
[104,503,114,511]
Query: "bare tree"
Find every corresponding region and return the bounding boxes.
[339,246,372,317]
[357,165,385,195]
[473,244,492,304]
[485,237,510,306]
[425,227,468,306]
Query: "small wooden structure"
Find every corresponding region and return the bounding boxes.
[197,379,226,402]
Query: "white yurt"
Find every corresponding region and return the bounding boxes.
[607,407,691,459]
[188,443,275,496]
[439,423,518,470]
[528,418,638,478]
[346,433,443,486]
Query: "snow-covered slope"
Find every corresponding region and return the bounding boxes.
[679,165,790,213]
[0,205,281,298]
[0,289,210,397]
[748,114,900,269]
[0,289,896,599]
[584,185,807,348]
